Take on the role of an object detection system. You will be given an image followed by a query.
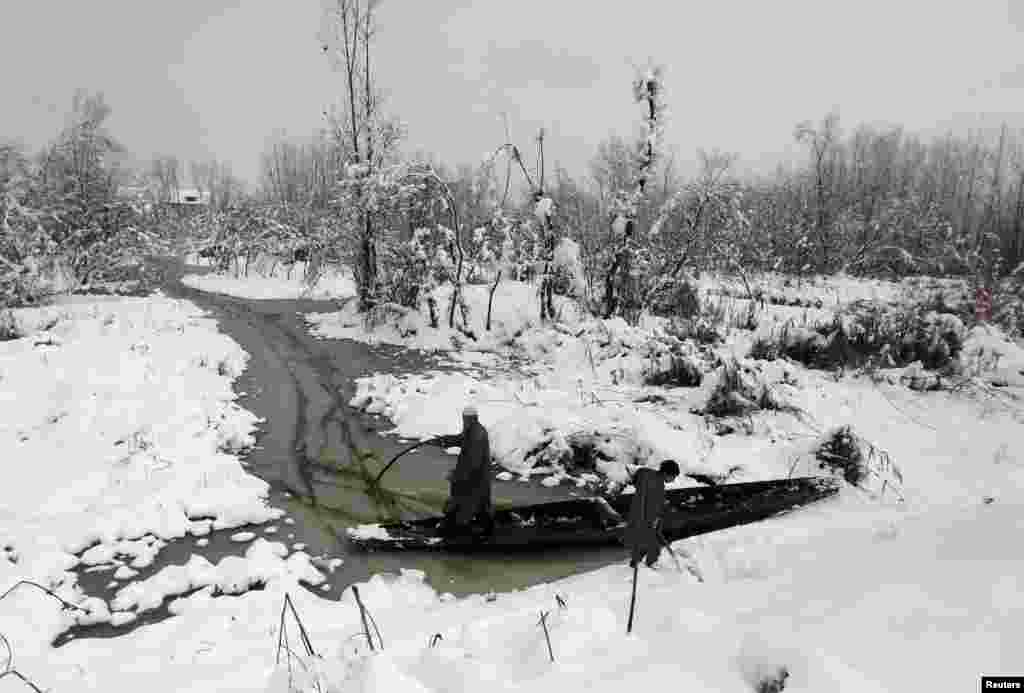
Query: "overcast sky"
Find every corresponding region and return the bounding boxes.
[4,0,1023,185]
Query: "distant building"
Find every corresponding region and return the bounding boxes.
[169,188,210,206]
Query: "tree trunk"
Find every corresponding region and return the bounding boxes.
[486,269,501,331]
[359,217,376,309]
[426,294,438,329]
[1013,173,1024,268]
[603,251,623,319]
[447,218,465,330]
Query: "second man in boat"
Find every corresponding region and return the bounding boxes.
[626,460,680,569]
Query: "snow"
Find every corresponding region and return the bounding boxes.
[306,273,1021,690]
[534,196,554,223]
[307,280,585,353]
[347,524,392,541]
[109,540,324,616]
[113,566,138,580]
[347,328,781,488]
[2,274,1022,692]
[552,238,587,297]
[33,498,1018,692]
[0,294,313,683]
[181,260,356,300]
[961,323,1024,387]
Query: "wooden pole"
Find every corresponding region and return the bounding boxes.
[539,610,555,662]
[626,561,639,634]
[351,585,374,652]
[627,468,648,634]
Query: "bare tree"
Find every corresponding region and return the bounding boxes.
[320,0,402,310]
[794,111,841,269]
[150,155,181,203]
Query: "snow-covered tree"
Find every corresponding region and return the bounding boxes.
[602,65,666,322]
[320,0,404,311]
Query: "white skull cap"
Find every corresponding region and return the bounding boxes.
[462,405,478,417]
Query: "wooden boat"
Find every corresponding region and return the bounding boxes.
[345,476,841,552]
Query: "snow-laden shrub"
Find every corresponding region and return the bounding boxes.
[698,359,795,418]
[552,237,587,298]
[993,270,1024,337]
[0,309,21,341]
[663,312,724,346]
[523,429,639,478]
[644,352,704,387]
[648,278,701,319]
[791,425,904,500]
[814,425,871,485]
[756,668,790,693]
[750,300,966,372]
[898,271,1023,339]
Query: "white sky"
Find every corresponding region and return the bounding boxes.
[3,0,1023,184]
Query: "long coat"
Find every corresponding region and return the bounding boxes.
[625,467,666,555]
[437,421,493,525]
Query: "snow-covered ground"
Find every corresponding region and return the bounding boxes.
[181,256,356,301]
[0,294,328,688]
[336,279,1024,489]
[306,280,587,353]
[311,273,1022,690]
[4,272,1022,691]
[27,492,1021,692]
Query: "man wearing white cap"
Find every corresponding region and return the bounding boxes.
[432,405,493,539]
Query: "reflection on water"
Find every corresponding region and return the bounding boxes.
[293,449,627,597]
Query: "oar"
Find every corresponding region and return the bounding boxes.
[656,529,684,573]
[371,437,442,487]
[657,529,703,582]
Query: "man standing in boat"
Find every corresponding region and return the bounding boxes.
[626,460,680,568]
[432,406,494,539]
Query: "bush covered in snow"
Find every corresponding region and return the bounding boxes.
[750,299,967,373]
[643,352,705,387]
[993,271,1024,337]
[698,359,796,418]
[0,308,21,341]
[789,426,904,500]
[647,278,701,319]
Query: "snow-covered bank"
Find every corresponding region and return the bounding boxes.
[324,275,1024,491]
[36,492,1017,692]
[181,259,356,300]
[305,272,906,355]
[306,280,586,353]
[0,294,328,687]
